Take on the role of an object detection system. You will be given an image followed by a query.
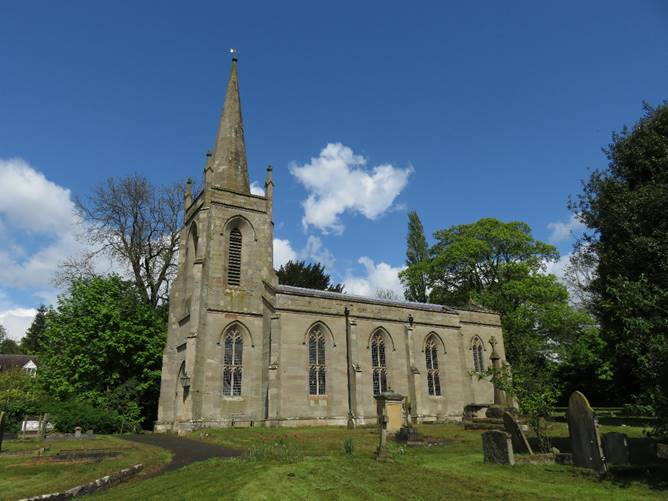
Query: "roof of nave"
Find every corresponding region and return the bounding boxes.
[277,284,460,314]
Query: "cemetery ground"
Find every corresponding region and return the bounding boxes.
[2,422,666,500]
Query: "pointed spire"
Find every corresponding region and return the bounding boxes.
[211,54,250,194]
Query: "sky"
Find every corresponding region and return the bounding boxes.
[1,1,667,340]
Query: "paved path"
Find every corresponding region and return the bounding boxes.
[123,433,240,472]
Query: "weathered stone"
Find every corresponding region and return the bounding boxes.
[485,405,506,419]
[74,427,82,439]
[154,57,508,433]
[482,430,514,465]
[567,391,607,472]
[601,432,629,466]
[503,411,533,454]
[656,443,668,459]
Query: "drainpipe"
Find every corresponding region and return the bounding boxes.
[344,306,355,429]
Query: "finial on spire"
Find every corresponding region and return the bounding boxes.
[230,48,238,61]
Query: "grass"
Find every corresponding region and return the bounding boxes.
[87,423,666,501]
[0,435,171,501]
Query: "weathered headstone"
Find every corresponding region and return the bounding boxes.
[482,430,515,465]
[374,391,403,461]
[567,391,607,472]
[601,432,629,466]
[503,411,533,454]
[655,443,668,459]
[75,426,82,439]
[0,411,5,452]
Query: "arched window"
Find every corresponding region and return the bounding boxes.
[371,331,388,395]
[425,336,441,396]
[308,325,326,395]
[228,228,242,286]
[223,326,243,396]
[473,337,485,373]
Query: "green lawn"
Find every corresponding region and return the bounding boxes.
[88,423,666,501]
[0,436,171,501]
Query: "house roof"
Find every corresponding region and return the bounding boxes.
[0,354,39,371]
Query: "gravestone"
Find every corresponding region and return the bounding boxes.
[0,411,5,452]
[482,430,515,465]
[503,411,533,454]
[567,391,607,472]
[655,443,668,459]
[75,426,82,439]
[375,391,403,461]
[601,432,629,466]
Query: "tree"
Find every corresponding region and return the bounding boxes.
[277,260,344,292]
[60,174,182,309]
[40,275,167,428]
[0,325,23,354]
[375,288,401,301]
[400,218,610,403]
[571,102,668,434]
[21,304,47,354]
[402,211,429,302]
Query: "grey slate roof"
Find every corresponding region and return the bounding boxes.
[276,285,459,314]
[0,354,38,372]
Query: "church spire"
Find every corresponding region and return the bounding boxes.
[211,53,250,194]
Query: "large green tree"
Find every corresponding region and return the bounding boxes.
[0,325,23,354]
[21,304,47,354]
[40,275,166,427]
[277,260,344,292]
[400,217,610,402]
[402,211,429,302]
[572,102,668,431]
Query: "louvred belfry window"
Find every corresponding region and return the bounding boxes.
[425,336,442,396]
[223,327,243,396]
[371,331,388,395]
[308,325,326,395]
[228,228,242,286]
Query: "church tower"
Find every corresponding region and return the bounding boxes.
[156,56,277,431]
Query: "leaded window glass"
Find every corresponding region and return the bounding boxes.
[425,336,441,396]
[223,326,243,396]
[472,337,485,373]
[308,325,326,395]
[371,331,388,395]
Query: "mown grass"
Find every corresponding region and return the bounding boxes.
[89,423,666,501]
[0,435,171,501]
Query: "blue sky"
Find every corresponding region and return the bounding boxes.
[1,1,667,339]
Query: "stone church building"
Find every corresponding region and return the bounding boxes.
[155,58,506,432]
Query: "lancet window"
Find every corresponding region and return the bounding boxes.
[425,335,442,396]
[371,331,388,395]
[472,337,485,373]
[228,228,242,286]
[223,326,243,396]
[308,325,326,395]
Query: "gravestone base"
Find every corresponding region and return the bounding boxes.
[601,432,630,466]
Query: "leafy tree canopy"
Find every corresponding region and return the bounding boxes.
[403,211,429,302]
[39,275,166,427]
[0,324,23,354]
[277,260,344,292]
[21,304,47,354]
[572,102,668,433]
[400,217,611,403]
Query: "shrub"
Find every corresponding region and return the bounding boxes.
[44,399,123,434]
[343,438,354,455]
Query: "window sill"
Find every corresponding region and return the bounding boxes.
[308,395,328,399]
[222,396,244,401]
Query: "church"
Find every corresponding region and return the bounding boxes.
[155,57,506,432]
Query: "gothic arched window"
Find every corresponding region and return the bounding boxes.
[228,228,242,286]
[371,331,388,395]
[223,326,243,396]
[308,325,326,395]
[425,335,441,396]
[472,337,485,373]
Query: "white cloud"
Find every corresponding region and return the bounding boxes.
[273,239,297,267]
[547,214,585,243]
[545,253,571,282]
[290,143,413,234]
[273,235,335,270]
[303,235,335,269]
[343,257,405,298]
[0,307,37,341]
[250,181,265,196]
